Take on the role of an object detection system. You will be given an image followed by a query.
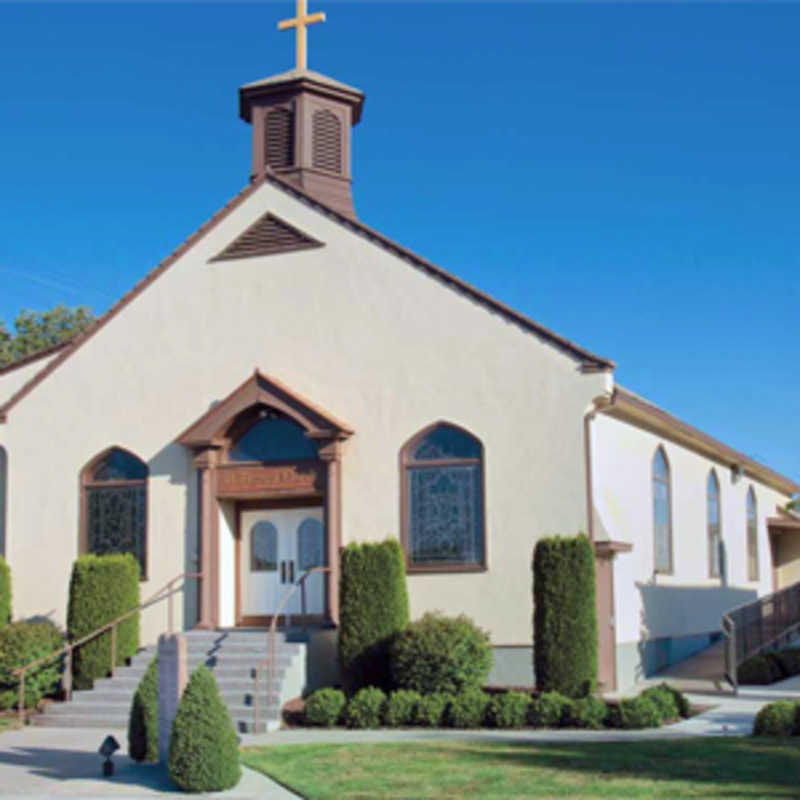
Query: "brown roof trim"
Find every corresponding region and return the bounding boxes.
[593,540,633,557]
[768,516,800,532]
[601,386,800,497]
[0,339,73,377]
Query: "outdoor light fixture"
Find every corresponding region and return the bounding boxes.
[99,735,120,777]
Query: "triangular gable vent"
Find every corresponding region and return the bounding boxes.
[210,212,322,262]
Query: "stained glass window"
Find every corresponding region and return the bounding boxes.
[707,471,722,578]
[229,410,317,462]
[84,448,147,577]
[297,518,324,571]
[747,487,759,581]
[652,447,673,573]
[0,447,6,559]
[251,522,278,572]
[404,424,484,568]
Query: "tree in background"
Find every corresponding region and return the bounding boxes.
[0,305,95,367]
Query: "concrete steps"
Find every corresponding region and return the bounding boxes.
[33,629,306,733]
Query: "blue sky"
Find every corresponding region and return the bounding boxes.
[0,2,798,482]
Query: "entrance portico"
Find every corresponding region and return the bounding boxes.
[176,370,353,629]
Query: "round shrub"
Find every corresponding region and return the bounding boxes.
[487,691,531,729]
[383,690,421,727]
[563,695,607,729]
[752,700,799,737]
[390,612,492,695]
[619,696,662,730]
[659,683,690,719]
[639,685,679,723]
[414,693,451,727]
[304,688,346,727]
[128,656,158,762]
[343,687,386,729]
[773,649,800,679]
[168,666,240,792]
[0,556,11,627]
[528,691,571,728]
[737,654,783,686]
[446,690,491,728]
[0,619,64,710]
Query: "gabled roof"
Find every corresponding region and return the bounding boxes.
[0,339,72,377]
[0,170,614,423]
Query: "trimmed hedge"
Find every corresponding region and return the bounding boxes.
[737,654,784,686]
[752,700,799,737]
[661,682,691,719]
[383,689,421,727]
[488,691,531,729]
[344,687,386,729]
[639,685,680,722]
[0,619,64,710]
[168,666,241,792]
[446,690,491,728]
[414,693,451,727]
[533,534,597,698]
[774,649,800,678]
[67,554,140,690]
[0,556,10,627]
[128,656,159,763]
[618,696,662,729]
[304,688,346,727]
[390,612,492,695]
[564,695,607,729]
[338,541,409,691]
[528,691,571,728]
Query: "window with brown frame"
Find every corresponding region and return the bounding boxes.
[747,486,759,581]
[652,446,673,574]
[82,447,148,577]
[707,470,722,578]
[401,423,485,572]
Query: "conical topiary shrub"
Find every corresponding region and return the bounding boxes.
[128,655,158,763]
[167,665,241,792]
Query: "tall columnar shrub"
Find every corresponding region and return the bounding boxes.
[168,666,241,792]
[0,556,10,627]
[533,534,597,697]
[128,656,159,763]
[338,540,409,691]
[67,554,140,690]
[0,619,64,709]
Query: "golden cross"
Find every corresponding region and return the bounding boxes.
[278,0,326,71]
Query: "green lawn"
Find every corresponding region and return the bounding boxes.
[0,717,21,734]
[241,738,800,799]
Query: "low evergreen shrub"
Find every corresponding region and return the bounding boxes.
[660,682,691,718]
[0,619,64,710]
[737,654,783,686]
[390,612,492,695]
[487,691,531,729]
[338,541,409,691]
[343,687,386,729]
[528,691,572,728]
[67,554,140,690]
[773,649,800,678]
[446,690,491,728]
[383,690,421,727]
[639,685,680,722]
[414,693,451,727]
[752,700,799,736]
[618,695,662,729]
[128,656,159,762]
[0,557,10,626]
[168,666,241,792]
[533,534,597,698]
[304,688,346,727]
[563,695,607,729]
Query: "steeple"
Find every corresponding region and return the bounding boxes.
[239,1,364,218]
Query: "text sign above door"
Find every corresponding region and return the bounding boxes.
[216,463,323,498]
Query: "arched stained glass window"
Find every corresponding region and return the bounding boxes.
[402,423,485,570]
[251,521,278,572]
[707,470,721,578]
[297,518,324,572]
[652,446,673,574]
[747,487,759,581]
[0,446,6,559]
[82,447,148,577]
[228,408,317,463]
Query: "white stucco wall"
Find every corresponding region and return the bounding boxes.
[1,180,609,645]
[0,351,61,407]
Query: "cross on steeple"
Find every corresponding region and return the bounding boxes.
[278,0,326,71]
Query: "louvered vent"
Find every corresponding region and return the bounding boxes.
[312,109,342,173]
[211,213,322,262]
[265,107,294,169]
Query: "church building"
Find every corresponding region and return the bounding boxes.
[0,6,798,694]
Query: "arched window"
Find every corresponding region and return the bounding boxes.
[401,423,485,571]
[652,446,673,574]
[747,487,759,581]
[707,470,721,578]
[297,518,324,571]
[250,521,278,572]
[0,446,6,559]
[82,447,148,577]
[228,408,317,463]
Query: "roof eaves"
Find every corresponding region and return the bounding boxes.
[0,339,74,378]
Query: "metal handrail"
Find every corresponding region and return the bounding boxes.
[723,579,800,694]
[12,571,202,723]
[252,566,330,733]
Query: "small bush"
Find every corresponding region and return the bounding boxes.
[304,688,346,727]
[659,683,691,718]
[168,666,240,792]
[773,649,800,678]
[752,700,799,736]
[737,654,783,686]
[533,534,597,698]
[528,691,572,728]
[446,690,491,728]
[383,690,421,727]
[390,612,492,695]
[343,687,386,729]
[0,557,10,627]
[0,619,64,710]
[619,696,662,729]
[67,554,140,690]
[128,656,158,762]
[338,541,409,692]
[563,695,607,729]
[639,685,680,722]
[414,693,451,727]
[487,691,531,729]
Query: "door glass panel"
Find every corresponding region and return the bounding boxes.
[297,518,324,571]
[251,521,278,571]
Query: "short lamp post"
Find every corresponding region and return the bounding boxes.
[99,735,120,777]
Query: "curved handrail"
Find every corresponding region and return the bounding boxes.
[13,571,202,722]
[252,565,330,732]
